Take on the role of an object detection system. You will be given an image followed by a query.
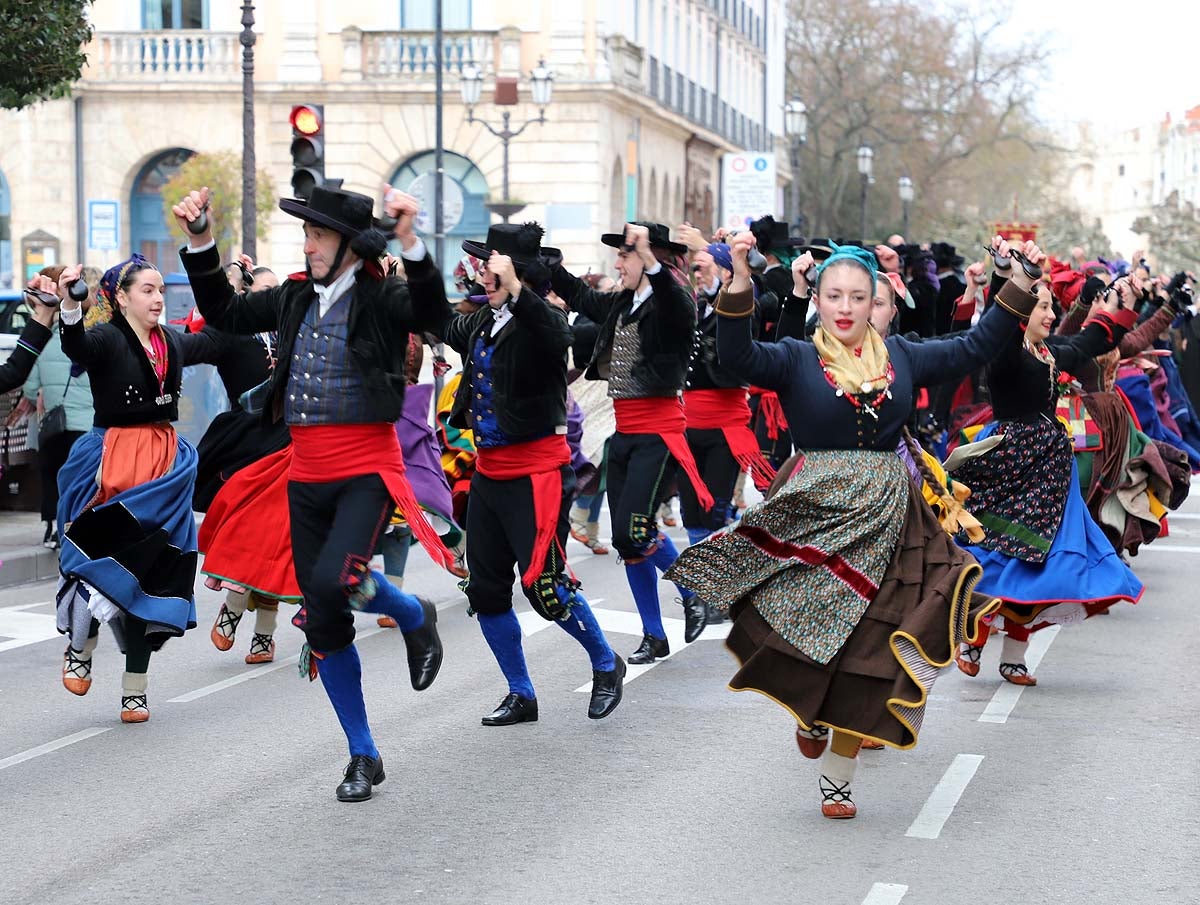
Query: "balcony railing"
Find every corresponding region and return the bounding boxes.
[86,31,240,81]
[351,30,496,79]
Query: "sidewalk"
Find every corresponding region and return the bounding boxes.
[0,512,59,588]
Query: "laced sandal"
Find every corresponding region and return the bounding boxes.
[999,662,1037,686]
[245,633,276,664]
[795,725,829,759]
[376,616,400,628]
[210,604,242,651]
[819,775,857,819]
[62,647,93,696]
[860,739,884,750]
[120,694,150,723]
[955,644,983,677]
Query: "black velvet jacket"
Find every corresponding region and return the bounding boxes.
[443,288,572,441]
[180,244,448,424]
[550,264,696,394]
[0,319,52,394]
[60,312,222,428]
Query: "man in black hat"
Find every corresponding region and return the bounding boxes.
[749,214,804,318]
[551,222,709,664]
[442,222,625,725]
[173,184,450,803]
[931,242,967,336]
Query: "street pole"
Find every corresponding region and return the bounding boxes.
[240,2,257,260]
[902,200,910,241]
[434,0,445,275]
[500,111,512,223]
[859,173,869,241]
[789,140,801,233]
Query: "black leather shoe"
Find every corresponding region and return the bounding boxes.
[706,601,726,625]
[588,656,626,719]
[336,754,385,802]
[627,633,670,665]
[401,598,442,691]
[481,692,538,726]
[680,595,708,643]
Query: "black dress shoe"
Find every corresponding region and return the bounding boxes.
[588,656,626,719]
[482,692,538,726]
[680,595,708,643]
[706,601,727,625]
[336,754,385,802]
[627,633,670,665]
[401,598,442,691]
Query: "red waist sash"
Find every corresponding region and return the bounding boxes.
[750,387,789,440]
[684,388,776,491]
[476,434,571,587]
[614,397,714,510]
[289,423,454,570]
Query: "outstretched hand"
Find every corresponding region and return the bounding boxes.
[172,187,213,247]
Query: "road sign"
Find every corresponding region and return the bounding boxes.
[407,172,465,234]
[87,200,120,251]
[720,152,776,229]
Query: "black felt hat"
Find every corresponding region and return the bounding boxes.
[931,241,966,269]
[279,186,376,238]
[461,222,562,272]
[749,215,803,251]
[600,221,687,256]
[797,237,836,261]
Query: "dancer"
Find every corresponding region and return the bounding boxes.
[950,261,1144,686]
[53,255,224,723]
[551,221,710,663]
[443,222,625,724]
[668,233,1038,818]
[175,184,451,802]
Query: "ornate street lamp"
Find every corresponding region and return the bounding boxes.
[898,175,914,239]
[784,98,807,233]
[857,144,874,240]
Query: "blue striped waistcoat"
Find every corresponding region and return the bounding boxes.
[284,291,373,425]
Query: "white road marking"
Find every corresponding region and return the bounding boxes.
[978,626,1060,724]
[905,753,985,839]
[0,609,62,653]
[1166,513,1200,520]
[516,600,605,638]
[862,883,909,905]
[0,727,112,772]
[1135,544,1200,553]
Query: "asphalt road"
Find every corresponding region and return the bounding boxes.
[1,485,1198,905]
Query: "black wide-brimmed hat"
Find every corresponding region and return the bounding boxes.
[797,237,836,261]
[279,186,376,238]
[749,214,803,251]
[461,222,562,272]
[600,221,687,256]
[931,241,966,269]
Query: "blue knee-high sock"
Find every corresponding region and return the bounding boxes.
[354,571,424,631]
[686,526,712,547]
[316,644,378,759]
[648,533,694,600]
[625,559,666,640]
[477,610,536,699]
[554,587,616,672]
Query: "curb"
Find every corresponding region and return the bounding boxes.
[0,547,60,589]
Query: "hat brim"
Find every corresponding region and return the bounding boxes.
[601,233,688,256]
[461,240,564,273]
[279,198,357,236]
[798,244,834,261]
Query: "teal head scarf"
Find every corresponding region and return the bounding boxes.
[814,243,878,286]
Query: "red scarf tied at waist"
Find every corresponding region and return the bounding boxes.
[613,397,715,510]
[750,386,789,440]
[289,423,454,570]
[684,388,777,491]
[476,434,571,588]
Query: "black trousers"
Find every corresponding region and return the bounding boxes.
[606,432,678,559]
[287,474,391,652]
[464,464,575,617]
[679,427,739,531]
[42,429,84,522]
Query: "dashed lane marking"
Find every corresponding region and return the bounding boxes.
[905,753,985,839]
[861,883,908,905]
[0,609,61,653]
[0,727,112,772]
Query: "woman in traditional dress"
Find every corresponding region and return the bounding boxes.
[950,268,1145,686]
[667,233,1039,819]
[53,256,222,722]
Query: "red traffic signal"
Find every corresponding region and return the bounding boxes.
[290,104,322,136]
[289,103,325,200]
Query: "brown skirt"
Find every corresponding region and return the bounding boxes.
[724,481,999,750]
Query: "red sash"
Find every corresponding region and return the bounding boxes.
[750,386,789,440]
[289,424,454,570]
[684,388,776,491]
[476,435,572,588]
[613,397,714,510]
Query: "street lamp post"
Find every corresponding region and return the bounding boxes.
[898,175,914,241]
[461,58,554,223]
[240,1,257,259]
[783,98,807,233]
[856,144,874,241]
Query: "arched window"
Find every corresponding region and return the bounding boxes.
[390,149,489,287]
[130,148,195,272]
[0,168,11,289]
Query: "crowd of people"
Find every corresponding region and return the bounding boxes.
[3,179,1196,813]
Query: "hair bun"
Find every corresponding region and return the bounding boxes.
[350,227,389,261]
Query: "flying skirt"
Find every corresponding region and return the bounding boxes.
[666,450,998,750]
[56,425,199,651]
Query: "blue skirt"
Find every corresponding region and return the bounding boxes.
[962,424,1143,611]
[56,428,199,648]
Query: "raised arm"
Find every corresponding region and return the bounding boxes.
[489,251,572,355]
[177,324,230,367]
[774,251,815,341]
[0,317,53,394]
[550,264,620,324]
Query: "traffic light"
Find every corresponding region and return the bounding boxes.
[289,103,325,200]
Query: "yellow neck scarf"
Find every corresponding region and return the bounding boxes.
[813,325,891,396]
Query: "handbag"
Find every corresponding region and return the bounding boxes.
[38,372,73,446]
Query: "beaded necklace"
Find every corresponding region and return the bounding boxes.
[819,359,896,420]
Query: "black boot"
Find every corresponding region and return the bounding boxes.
[680,595,708,643]
[336,754,385,802]
[401,598,443,691]
[588,657,626,719]
[705,600,726,625]
[482,692,538,726]
[627,634,670,665]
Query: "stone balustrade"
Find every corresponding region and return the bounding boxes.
[343,29,498,80]
[86,31,240,82]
